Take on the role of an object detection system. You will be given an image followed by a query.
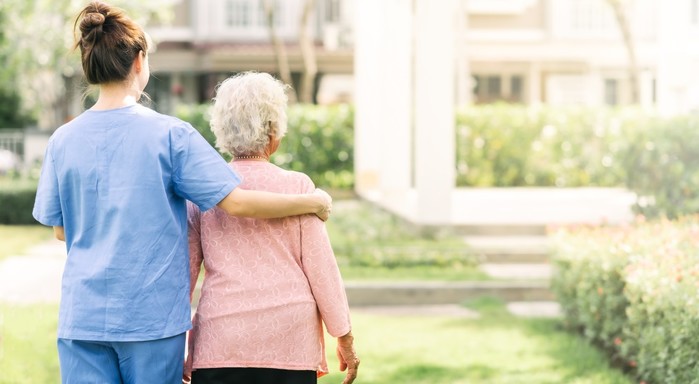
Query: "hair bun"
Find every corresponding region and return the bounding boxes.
[85,12,106,27]
[80,11,106,40]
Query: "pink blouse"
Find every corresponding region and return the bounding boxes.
[185,161,351,377]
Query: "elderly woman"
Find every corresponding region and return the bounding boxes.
[185,72,359,384]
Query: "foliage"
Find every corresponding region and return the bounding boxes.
[0,0,175,128]
[618,115,699,219]
[176,103,355,189]
[550,218,699,383]
[456,104,699,218]
[456,104,629,188]
[326,200,478,269]
[0,178,38,224]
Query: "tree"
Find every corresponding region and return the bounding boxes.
[607,0,640,104]
[298,0,318,103]
[0,0,175,130]
[262,0,297,103]
[0,9,31,128]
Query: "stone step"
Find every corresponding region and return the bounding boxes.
[464,235,551,263]
[344,281,553,306]
[454,224,548,237]
[479,263,552,280]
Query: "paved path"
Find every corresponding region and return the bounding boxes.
[0,239,66,304]
[0,239,560,317]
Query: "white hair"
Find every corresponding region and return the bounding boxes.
[210,72,290,156]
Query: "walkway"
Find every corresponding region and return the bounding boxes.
[0,238,559,318]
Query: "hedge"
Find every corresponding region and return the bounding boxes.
[550,219,699,383]
[456,104,699,218]
[0,179,38,224]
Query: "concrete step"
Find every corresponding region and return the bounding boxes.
[344,281,553,306]
[464,235,550,263]
[479,263,552,280]
[454,224,547,237]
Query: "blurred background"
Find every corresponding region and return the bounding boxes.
[2,1,699,383]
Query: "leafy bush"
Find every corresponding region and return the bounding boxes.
[456,104,699,218]
[0,179,38,224]
[326,200,477,269]
[176,103,354,189]
[551,219,699,383]
[455,104,629,187]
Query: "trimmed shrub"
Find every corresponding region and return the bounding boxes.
[0,179,38,224]
[551,219,699,383]
[456,104,699,218]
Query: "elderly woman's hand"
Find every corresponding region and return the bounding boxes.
[336,331,359,384]
[313,188,333,221]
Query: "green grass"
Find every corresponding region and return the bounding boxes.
[320,309,633,384]
[0,225,53,261]
[0,304,60,384]
[0,303,632,384]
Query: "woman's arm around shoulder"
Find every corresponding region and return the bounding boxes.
[217,186,332,221]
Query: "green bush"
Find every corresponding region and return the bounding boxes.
[0,179,38,224]
[455,104,629,187]
[176,103,354,189]
[456,104,699,218]
[551,219,699,383]
[326,200,477,269]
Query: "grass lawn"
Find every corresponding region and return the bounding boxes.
[0,303,631,384]
[0,304,60,384]
[0,225,53,261]
[320,306,632,384]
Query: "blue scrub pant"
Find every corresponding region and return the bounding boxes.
[57,333,186,384]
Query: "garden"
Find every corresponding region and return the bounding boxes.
[2,102,699,382]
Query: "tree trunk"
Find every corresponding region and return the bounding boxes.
[262,0,297,103]
[608,0,640,104]
[298,0,318,104]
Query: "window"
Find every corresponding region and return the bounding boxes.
[225,0,251,27]
[604,78,618,106]
[568,0,615,34]
[473,74,525,103]
[510,76,523,102]
[325,0,340,23]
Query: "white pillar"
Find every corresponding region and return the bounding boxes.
[378,1,413,194]
[413,0,457,224]
[353,0,384,195]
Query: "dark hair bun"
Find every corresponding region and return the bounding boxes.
[80,12,106,39]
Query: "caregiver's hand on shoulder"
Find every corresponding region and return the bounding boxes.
[314,188,333,221]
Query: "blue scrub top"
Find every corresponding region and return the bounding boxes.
[33,104,240,341]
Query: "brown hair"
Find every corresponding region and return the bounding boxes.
[73,1,148,85]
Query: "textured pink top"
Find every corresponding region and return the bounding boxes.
[185,161,351,376]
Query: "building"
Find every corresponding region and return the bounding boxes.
[146,0,354,114]
[147,0,699,116]
[463,0,699,114]
[352,0,699,226]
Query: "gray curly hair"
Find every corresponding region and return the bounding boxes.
[210,72,290,156]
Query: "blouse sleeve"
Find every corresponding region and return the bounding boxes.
[298,178,352,337]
